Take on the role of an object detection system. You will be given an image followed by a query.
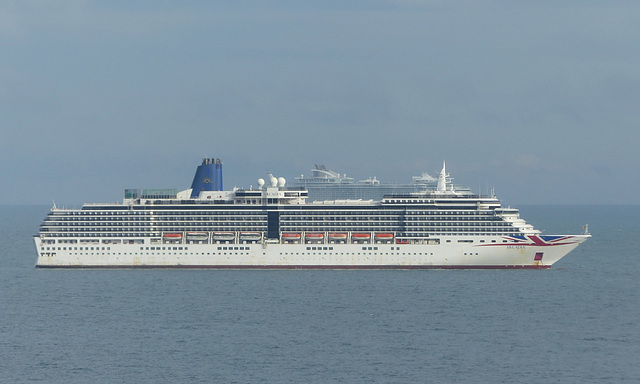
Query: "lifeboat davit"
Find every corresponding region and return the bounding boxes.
[240,232,262,241]
[213,232,235,241]
[187,232,208,240]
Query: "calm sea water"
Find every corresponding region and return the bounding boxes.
[1,205,638,383]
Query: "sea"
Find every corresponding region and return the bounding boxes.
[1,204,638,383]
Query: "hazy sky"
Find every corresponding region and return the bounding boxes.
[2,1,639,205]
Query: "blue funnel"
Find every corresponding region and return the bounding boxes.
[190,158,223,198]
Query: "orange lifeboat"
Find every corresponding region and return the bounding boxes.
[329,233,348,241]
[305,233,324,243]
[351,233,371,242]
[282,233,301,240]
[374,233,394,240]
[163,233,183,239]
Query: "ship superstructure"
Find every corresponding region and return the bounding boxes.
[34,158,589,268]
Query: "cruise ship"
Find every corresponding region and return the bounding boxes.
[34,158,590,269]
[295,164,472,201]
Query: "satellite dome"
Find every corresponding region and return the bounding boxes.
[278,177,286,187]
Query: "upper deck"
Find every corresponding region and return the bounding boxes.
[37,159,541,240]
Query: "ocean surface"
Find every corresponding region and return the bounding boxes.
[1,205,638,383]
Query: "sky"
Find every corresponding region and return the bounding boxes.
[1,1,639,206]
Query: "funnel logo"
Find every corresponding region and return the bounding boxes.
[203,178,212,183]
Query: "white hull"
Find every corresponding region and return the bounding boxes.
[34,235,589,269]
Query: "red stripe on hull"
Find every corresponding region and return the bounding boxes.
[36,264,552,270]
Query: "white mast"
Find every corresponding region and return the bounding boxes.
[437,161,447,192]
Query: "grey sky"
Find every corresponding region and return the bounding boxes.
[1,1,639,205]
